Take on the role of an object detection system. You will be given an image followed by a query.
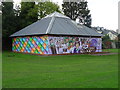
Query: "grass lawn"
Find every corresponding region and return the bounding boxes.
[2,49,118,88]
[103,49,119,53]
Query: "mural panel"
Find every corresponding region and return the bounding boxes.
[12,36,102,55]
[12,36,49,54]
[48,36,102,54]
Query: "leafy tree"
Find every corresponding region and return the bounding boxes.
[2,1,17,50]
[62,1,91,27]
[19,2,38,29]
[37,1,61,19]
[13,4,22,31]
[2,1,16,37]
[102,35,112,49]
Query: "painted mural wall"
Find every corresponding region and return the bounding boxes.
[12,36,49,54]
[48,36,102,54]
[12,36,102,55]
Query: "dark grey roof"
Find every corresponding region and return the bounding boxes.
[10,12,102,37]
[76,24,103,36]
[110,30,118,35]
[49,18,87,36]
[10,17,52,37]
[102,30,110,35]
[102,29,118,36]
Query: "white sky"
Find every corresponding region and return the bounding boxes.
[14,0,119,31]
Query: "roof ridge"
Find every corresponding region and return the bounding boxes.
[44,11,70,19]
[46,16,55,34]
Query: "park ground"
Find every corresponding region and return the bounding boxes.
[2,49,119,88]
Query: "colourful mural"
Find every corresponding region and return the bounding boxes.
[12,36,49,54]
[48,36,102,54]
[12,36,102,55]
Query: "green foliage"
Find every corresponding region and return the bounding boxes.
[102,35,111,42]
[62,1,91,27]
[19,2,38,29]
[103,49,118,53]
[102,35,112,49]
[37,1,61,19]
[3,50,118,88]
[2,1,17,37]
[116,34,120,48]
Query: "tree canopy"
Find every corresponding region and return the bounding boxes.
[2,1,17,37]
[102,35,112,49]
[62,1,92,27]
[19,2,38,29]
[37,1,61,19]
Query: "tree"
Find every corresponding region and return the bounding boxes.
[19,2,38,29]
[37,1,61,19]
[102,35,112,49]
[2,1,16,37]
[62,1,92,27]
[2,1,17,50]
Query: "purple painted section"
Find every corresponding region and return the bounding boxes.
[48,36,102,54]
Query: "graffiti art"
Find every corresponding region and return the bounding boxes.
[48,36,102,54]
[12,36,102,55]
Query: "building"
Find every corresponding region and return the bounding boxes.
[92,26,104,34]
[10,12,102,55]
[106,31,118,40]
[92,27,118,40]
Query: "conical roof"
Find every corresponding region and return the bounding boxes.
[10,11,102,37]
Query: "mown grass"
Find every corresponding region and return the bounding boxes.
[103,49,119,53]
[2,49,118,88]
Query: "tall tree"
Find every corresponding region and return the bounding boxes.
[37,1,61,19]
[102,35,112,49]
[2,1,16,37]
[19,2,38,29]
[2,1,17,50]
[62,1,92,27]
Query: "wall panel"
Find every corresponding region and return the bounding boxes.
[12,36,49,54]
[12,35,102,55]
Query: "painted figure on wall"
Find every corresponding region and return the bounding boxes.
[49,38,57,54]
[48,36,102,54]
[68,41,74,53]
[89,38,97,52]
[73,42,81,53]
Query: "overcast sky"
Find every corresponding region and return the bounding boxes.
[14,0,119,31]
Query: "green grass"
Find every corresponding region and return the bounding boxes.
[103,49,119,53]
[2,49,118,88]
